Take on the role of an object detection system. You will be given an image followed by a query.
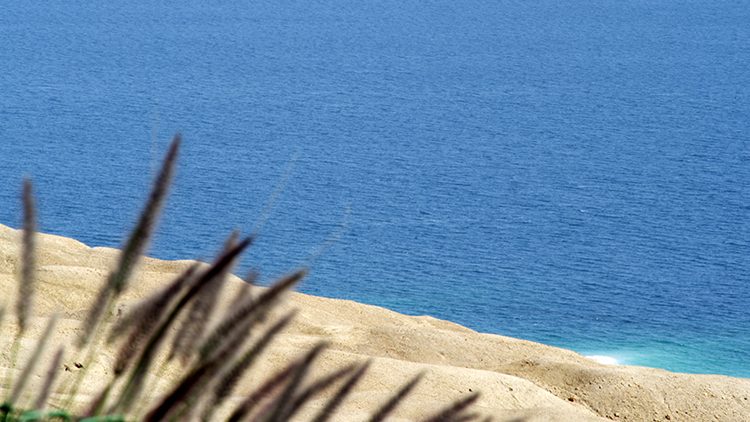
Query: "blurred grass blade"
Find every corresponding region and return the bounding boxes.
[447,413,481,422]
[111,264,199,377]
[368,372,424,422]
[2,179,38,405]
[225,358,299,422]
[228,271,257,311]
[199,269,307,360]
[309,362,370,422]
[112,133,180,296]
[142,357,213,422]
[284,362,359,421]
[18,178,36,335]
[79,134,180,348]
[144,302,256,422]
[420,392,480,422]
[170,231,240,364]
[10,312,59,405]
[113,237,252,415]
[85,383,113,418]
[4,133,487,422]
[255,342,327,422]
[204,311,296,421]
[33,346,64,410]
[109,263,199,344]
[86,265,198,417]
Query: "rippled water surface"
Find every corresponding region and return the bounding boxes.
[1,0,749,377]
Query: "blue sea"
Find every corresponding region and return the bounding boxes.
[1,0,749,378]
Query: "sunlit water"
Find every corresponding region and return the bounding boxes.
[1,0,749,377]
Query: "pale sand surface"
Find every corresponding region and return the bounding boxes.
[1,223,749,421]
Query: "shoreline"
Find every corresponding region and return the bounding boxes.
[2,223,750,421]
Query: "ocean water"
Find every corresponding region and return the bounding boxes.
[1,0,749,377]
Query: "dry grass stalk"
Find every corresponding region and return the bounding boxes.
[9,312,58,405]
[143,298,264,422]
[206,311,297,418]
[18,178,36,335]
[1,179,38,407]
[448,414,482,422]
[33,346,64,411]
[171,231,241,364]
[251,342,328,422]
[109,262,199,344]
[199,269,307,361]
[111,263,200,376]
[1,180,37,406]
[3,132,486,422]
[225,359,300,422]
[63,135,182,412]
[110,237,253,415]
[367,372,425,422]
[420,392,481,422]
[288,362,359,417]
[309,362,370,422]
[228,271,258,312]
[79,134,181,349]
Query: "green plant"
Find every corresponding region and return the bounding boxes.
[1,134,488,422]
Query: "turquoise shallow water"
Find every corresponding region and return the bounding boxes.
[1,0,749,377]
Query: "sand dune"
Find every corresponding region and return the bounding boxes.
[1,223,748,421]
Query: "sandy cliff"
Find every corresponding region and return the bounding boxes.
[1,223,748,421]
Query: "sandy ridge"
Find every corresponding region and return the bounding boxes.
[1,223,748,421]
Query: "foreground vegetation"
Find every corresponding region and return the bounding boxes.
[0,134,486,422]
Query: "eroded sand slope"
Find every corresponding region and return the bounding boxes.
[1,224,748,421]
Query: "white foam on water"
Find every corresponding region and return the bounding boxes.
[586,355,619,365]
